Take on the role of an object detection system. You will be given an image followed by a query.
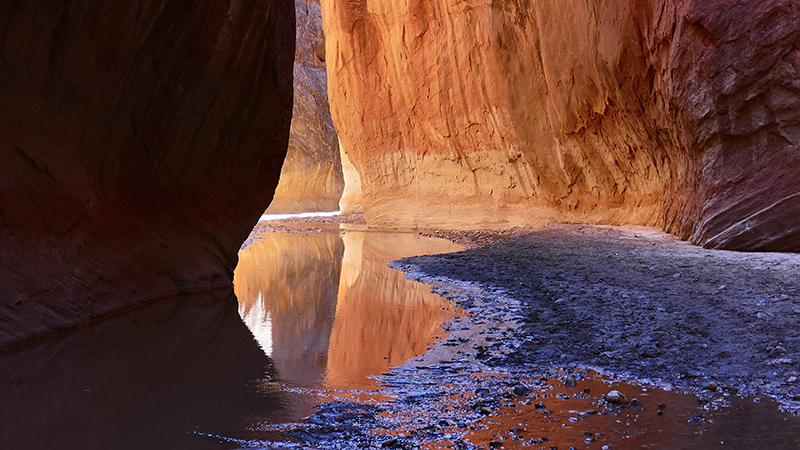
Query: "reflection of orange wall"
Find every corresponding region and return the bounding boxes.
[325,232,461,389]
[234,233,344,386]
[235,229,461,391]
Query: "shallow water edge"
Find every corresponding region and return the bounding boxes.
[275,223,800,449]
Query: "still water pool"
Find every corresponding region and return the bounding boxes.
[0,228,461,449]
[3,226,800,449]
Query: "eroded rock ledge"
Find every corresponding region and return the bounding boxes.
[0,0,294,349]
[321,0,800,251]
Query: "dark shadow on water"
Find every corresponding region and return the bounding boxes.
[0,290,304,450]
[0,228,464,450]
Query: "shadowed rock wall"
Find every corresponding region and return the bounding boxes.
[0,0,294,349]
[267,0,344,213]
[321,0,800,251]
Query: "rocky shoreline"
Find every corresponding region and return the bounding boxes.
[401,224,800,407]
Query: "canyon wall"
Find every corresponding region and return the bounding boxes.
[321,0,800,251]
[267,0,344,214]
[0,0,294,349]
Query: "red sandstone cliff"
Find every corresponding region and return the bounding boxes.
[266,0,344,214]
[0,0,294,348]
[321,0,800,251]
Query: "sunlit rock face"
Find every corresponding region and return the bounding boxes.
[0,0,294,349]
[267,0,344,214]
[321,0,800,251]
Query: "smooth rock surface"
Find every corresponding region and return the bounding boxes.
[320,0,800,251]
[267,0,344,214]
[0,0,294,349]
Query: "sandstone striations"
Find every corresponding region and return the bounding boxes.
[0,0,294,349]
[320,0,800,251]
[267,0,344,214]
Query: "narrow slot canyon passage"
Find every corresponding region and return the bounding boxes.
[3,0,800,448]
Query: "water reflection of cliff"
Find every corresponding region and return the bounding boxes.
[234,230,462,390]
[236,233,343,387]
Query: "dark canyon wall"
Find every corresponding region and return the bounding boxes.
[0,0,294,349]
[266,0,344,214]
[321,0,800,251]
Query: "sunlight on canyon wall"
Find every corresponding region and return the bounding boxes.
[267,0,344,213]
[320,0,800,251]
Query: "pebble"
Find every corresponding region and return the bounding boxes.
[767,341,788,354]
[703,382,718,392]
[534,403,547,409]
[512,385,530,396]
[629,398,641,406]
[480,406,493,415]
[784,401,800,411]
[605,390,627,404]
[381,438,399,448]
[564,378,577,388]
